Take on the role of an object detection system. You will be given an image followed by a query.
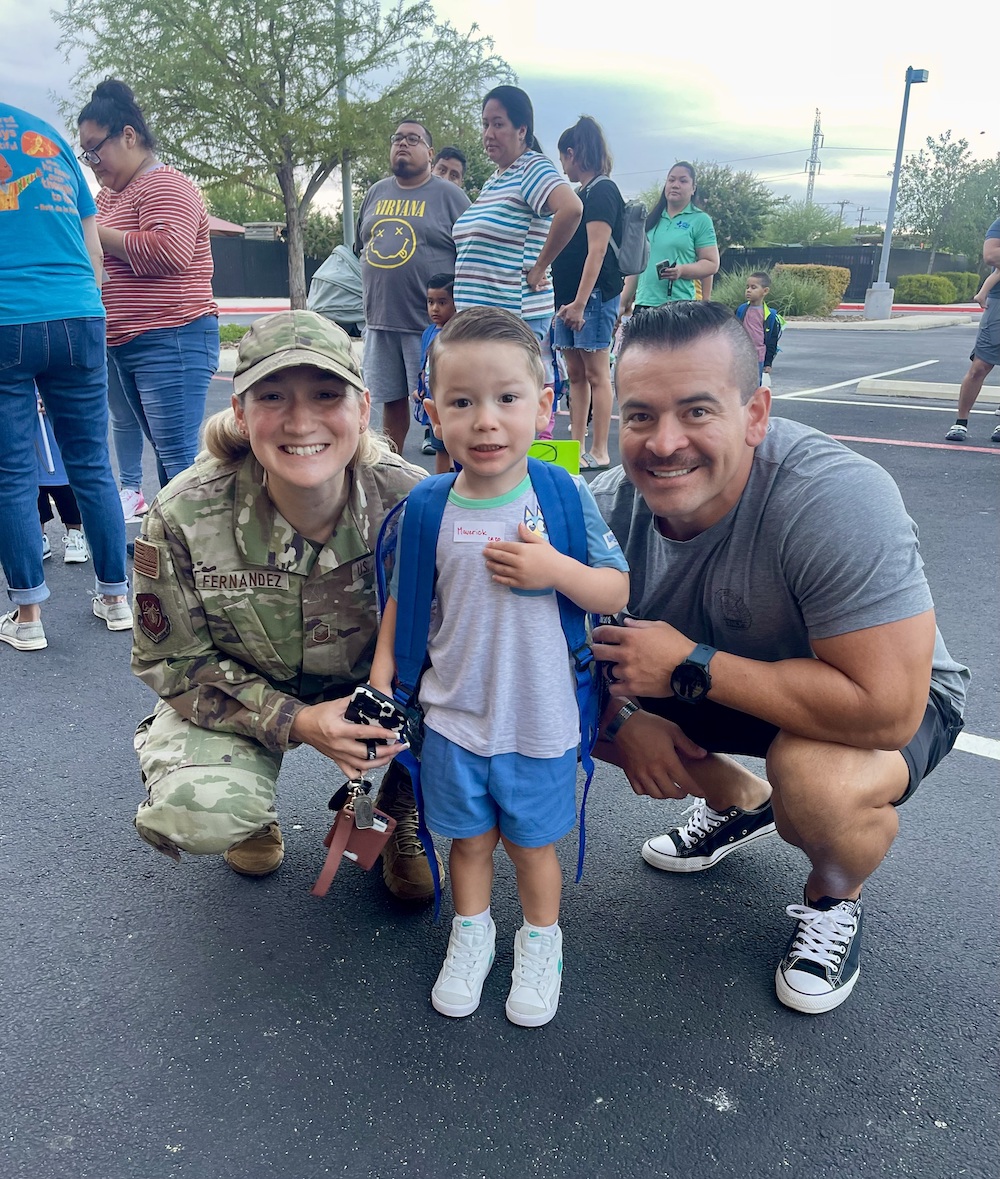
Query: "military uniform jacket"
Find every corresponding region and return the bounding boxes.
[131,449,424,752]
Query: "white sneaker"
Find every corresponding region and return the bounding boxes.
[119,488,147,521]
[92,595,133,632]
[41,533,52,561]
[506,925,563,1027]
[431,916,496,1018]
[944,423,968,442]
[63,529,89,564]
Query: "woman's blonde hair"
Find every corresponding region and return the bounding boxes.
[201,394,393,468]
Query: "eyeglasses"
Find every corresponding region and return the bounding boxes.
[389,132,428,147]
[77,133,116,166]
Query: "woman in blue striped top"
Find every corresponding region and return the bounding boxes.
[452,87,581,341]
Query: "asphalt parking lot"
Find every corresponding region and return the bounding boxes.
[2,323,997,1179]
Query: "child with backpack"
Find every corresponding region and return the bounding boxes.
[370,307,629,1026]
[735,271,783,387]
[413,273,457,471]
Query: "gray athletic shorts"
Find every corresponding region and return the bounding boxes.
[971,296,1000,366]
[362,327,423,405]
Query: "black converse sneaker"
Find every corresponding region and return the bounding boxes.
[775,894,864,1015]
[641,798,776,873]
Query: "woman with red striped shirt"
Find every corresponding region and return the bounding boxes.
[78,80,219,492]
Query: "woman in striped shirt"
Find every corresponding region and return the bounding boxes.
[452,87,581,342]
[78,80,219,499]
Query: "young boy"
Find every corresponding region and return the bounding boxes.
[413,274,457,472]
[735,272,782,387]
[372,307,630,1027]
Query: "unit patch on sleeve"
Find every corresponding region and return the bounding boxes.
[136,594,171,643]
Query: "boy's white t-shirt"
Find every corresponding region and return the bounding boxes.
[391,473,628,759]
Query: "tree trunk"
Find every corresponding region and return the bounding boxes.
[277,164,307,308]
[926,248,937,275]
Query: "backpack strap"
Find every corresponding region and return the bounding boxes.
[379,473,457,918]
[525,459,599,883]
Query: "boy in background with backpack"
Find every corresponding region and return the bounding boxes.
[735,272,783,386]
[413,273,457,470]
[370,307,629,1027]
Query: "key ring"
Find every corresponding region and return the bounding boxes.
[606,664,620,684]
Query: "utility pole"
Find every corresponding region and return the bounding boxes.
[805,109,823,205]
[856,205,869,231]
[834,199,851,229]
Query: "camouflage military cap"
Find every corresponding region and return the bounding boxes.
[233,310,364,396]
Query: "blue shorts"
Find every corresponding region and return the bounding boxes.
[419,727,578,847]
[552,291,620,352]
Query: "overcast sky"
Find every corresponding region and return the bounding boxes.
[3,0,996,225]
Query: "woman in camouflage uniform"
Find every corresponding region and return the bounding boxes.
[130,311,436,897]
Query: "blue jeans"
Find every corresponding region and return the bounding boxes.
[109,316,220,487]
[107,351,145,491]
[0,317,128,605]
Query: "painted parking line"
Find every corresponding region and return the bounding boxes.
[776,360,938,400]
[955,733,1000,761]
[831,434,1000,455]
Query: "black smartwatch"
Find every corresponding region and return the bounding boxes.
[669,643,717,703]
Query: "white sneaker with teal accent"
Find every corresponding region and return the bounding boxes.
[506,925,563,1027]
[431,916,496,1018]
[63,529,89,563]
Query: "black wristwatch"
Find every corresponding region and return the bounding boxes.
[669,643,717,703]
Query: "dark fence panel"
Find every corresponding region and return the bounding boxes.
[720,246,877,302]
[720,245,970,303]
[211,238,326,299]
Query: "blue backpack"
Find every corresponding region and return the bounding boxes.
[375,458,600,916]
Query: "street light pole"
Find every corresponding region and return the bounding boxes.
[863,66,929,320]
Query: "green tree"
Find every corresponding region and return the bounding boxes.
[638,162,779,251]
[758,200,851,246]
[202,181,286,227]
[895,131,996,271]
[57,1,512,305]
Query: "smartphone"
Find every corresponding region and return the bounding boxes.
[656,258,675,280]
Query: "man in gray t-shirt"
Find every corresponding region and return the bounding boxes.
[590,302,969,1016]
[356,120,469,454]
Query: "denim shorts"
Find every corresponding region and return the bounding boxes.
[419,726,578,847]
[552,291,620,352]
[640,688,964,807]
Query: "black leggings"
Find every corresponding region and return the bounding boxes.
[37,484,82,529]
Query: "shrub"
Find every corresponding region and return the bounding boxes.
[219,323,250,346]
[773,264,850,310]
[936,271,979,301]
[712,263,830,317]
[894,274,958,304]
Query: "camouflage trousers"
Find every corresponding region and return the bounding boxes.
[134,700,282,859]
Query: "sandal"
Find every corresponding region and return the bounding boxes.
[580,452,610,470]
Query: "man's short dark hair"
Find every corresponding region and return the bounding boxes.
[397,117,432,148]
[618,302,760,403]
[433,146,466,174]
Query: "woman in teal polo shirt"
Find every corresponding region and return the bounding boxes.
[622,162,719,312]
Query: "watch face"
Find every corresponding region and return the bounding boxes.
[671,662,709,702]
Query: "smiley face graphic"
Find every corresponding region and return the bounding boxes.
[365,218,417,268]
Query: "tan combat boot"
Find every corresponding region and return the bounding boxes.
[375,765,444,901]
[223,822,285,876]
